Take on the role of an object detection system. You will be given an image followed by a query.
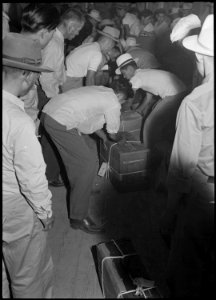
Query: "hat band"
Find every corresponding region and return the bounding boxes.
[119,58,135,69]
[3,54,42,65]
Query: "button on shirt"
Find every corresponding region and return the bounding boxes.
[43,86,121,134]
[66,42,103,78]
[167,76,214,193]
[3,90,52,224]
[39,28,66,98]
[130,69,186,98]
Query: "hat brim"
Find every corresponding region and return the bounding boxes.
[115,58,135,75]
[3,58,53,73]
[97,29,119,42]
[182,35,213,56]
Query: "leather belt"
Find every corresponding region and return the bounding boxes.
[207,176,214,184]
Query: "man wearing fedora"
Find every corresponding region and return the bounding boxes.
[3,33,54,298]
[62,25,120,91]
[116,53,186,118]
[160,15,214,297]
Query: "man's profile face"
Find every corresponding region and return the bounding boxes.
[121,65,134,80]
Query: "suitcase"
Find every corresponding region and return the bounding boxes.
[119,111,143,139]
[92,239,163,298]
[99,133,150,192]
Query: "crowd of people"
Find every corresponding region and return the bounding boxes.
[2,2,214,298]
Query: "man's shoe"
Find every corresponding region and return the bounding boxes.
[48,179,64,187]
[70,217,105,234]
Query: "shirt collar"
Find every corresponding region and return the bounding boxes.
[55,28,64,42]
[3,89,25,111]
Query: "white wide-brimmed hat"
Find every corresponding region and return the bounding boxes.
[182,14,213,56]
[97,26,120,42]
[170,14,201,43]
[3,33,53,72]
[88,9,101,22]
[115,53,135,74]
[125,37,140,48]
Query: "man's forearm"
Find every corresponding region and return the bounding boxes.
[86,74,96,86]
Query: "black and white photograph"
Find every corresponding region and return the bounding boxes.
[2,2,214,298]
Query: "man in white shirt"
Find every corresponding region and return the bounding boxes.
[115,2,140,37]
[41,80,131,234]
[3,33,54,298]
[62,26,120,91]
[160,15,214,297]
[116,53,187,149]
[39,8,85,101]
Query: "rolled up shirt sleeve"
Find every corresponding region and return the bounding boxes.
[167,100,202,193]
[13,120,52,219]
[88,52,102,72]
[105,104,121,134]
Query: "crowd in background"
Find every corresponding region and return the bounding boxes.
[2,2,214,299]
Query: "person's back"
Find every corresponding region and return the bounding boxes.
[130,68,186,98]
[66,42,102,78]
[43,86,120,134]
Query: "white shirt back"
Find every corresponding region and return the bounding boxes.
[43,86,121,134]
[66,42,103,78]
[130,69,186,98]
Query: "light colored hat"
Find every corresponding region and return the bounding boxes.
[170,14,201,43]
[169,7,180,15]
[99,19,115,28]
[182,14,214,56]
[3,33,53,72]
[97,26,120,42]
[88,9,101,22]
[115,53,135,74]
[125,37,140,48]
[182,3,193,10]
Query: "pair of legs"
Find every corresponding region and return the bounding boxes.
[42,114,99,220]
[3,211,53,298]
[37,84,62,183]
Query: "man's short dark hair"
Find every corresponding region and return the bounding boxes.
[21,4,60,33]
[110,78,134,99]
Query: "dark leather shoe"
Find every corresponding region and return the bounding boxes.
[48,180,64,187]
[70,217,105,234]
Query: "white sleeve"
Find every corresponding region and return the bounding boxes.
[88,52,103,72]
[13,119,52,219]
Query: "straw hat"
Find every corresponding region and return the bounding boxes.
[97,26,120,42]
[88,9,101,22]
[182,14,214,56]
[3,33,53,72]
[115,53,135,74]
